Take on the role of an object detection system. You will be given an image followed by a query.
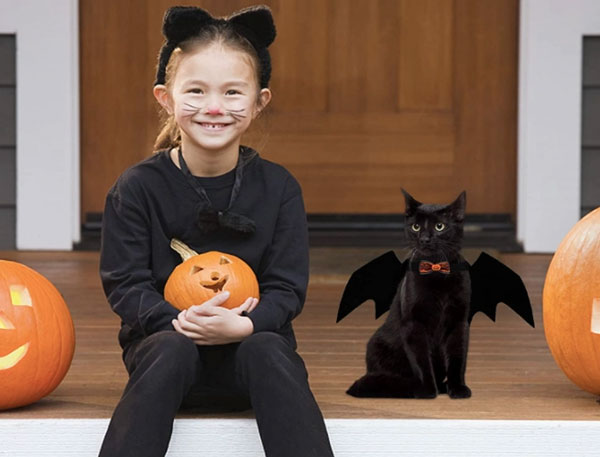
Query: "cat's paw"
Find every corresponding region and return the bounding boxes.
[447,384,472,399]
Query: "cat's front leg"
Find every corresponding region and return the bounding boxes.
[445,320,472,399]
[401,320,438,398]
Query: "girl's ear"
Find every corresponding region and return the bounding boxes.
[153,85,173,114]
[253,88,272,118]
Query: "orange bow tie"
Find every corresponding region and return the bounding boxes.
[419,261,451,274]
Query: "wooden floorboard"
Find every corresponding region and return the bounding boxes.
[1,250,599,420]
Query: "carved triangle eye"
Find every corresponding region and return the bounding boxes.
[219,256,232,265]
[10,285,32,307]
[190,265,204,275]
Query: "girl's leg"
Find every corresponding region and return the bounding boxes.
[234,332,335,457]
[99,331,200,457]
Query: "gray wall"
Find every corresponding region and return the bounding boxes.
[0,35,16,249]
[582,36,600,216]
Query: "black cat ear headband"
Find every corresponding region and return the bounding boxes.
[154,5,276,88]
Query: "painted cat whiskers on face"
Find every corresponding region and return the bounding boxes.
[181,102,247,122]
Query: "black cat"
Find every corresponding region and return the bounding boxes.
[347,190,472,399]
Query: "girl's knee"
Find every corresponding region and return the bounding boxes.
[238,332,290,359]
[131,331,198,374]
[236,332,307,378]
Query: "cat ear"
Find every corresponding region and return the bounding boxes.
[402,189,422,216]
[450,191,467,222]
[156,7,217,85]
[162,6,216,43]
[228,5,276,48]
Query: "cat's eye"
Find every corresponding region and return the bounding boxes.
[411,223,421,232]
[435,223,446,232]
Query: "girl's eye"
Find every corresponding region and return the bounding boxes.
[225,90,241,95]
[435,223,446,232]
[189,88,203,94]
[411,223,421,232]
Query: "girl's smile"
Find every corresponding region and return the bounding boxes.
[196,121,233,131]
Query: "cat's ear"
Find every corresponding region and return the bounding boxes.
[402,188,422,216]
[450,191,466,222]
[228,5,276,48]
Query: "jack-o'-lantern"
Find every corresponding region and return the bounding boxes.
[543,207,600,395]
[0,260,75,410]
[164,239,259,310]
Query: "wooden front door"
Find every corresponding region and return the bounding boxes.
[81,0,518,216]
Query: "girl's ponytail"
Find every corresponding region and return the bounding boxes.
[154,114,180,151]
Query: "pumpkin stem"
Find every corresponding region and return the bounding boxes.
[170,239,198,261]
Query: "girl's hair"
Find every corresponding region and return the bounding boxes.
[154,24,263,151]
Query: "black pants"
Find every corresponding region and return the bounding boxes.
[99,331,335,457]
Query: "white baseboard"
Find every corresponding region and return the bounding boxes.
[1,418,599,456]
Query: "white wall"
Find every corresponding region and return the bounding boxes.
[0,0,79,250]
[518,0,600,253]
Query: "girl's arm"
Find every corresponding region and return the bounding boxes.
[100,187,180,336]
[246,175,309,333]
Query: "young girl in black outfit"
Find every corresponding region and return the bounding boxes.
[98,6,335,457]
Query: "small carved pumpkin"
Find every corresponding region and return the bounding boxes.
[0,260,75,410]
[543,207,600,395]
[164,239,259,310]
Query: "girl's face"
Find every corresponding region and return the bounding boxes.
[156,43,270,155]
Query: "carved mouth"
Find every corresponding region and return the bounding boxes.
[0,342,30,370]
[200,275,229,293]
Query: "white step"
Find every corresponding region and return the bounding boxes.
[2,419,600,456]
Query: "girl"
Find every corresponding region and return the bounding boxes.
[98,5,335,457]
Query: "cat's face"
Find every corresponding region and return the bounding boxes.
[402,190,466,256]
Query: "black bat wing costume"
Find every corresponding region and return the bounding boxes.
[336,251,535,327]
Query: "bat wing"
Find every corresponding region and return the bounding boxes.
[468,252,535,327]
[336,251,406,323]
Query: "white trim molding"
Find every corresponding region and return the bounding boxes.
[2,418,600,456]
[518,0,600,252]
[0,0,80,250]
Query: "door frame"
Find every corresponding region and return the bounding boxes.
[0,0,80,250]
[518,0,600,252]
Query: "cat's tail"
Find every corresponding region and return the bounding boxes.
[346,372,437,399]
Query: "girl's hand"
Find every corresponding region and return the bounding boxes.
[172,292,258,345]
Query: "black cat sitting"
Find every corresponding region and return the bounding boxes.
[348,190,472,399]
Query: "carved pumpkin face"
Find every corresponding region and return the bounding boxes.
[0,260,75,410]
[165,250,259,311]
[0,285,33,370]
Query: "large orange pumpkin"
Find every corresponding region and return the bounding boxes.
[164,239,259,310]
[543,207,600,395]
[0,260,75,410]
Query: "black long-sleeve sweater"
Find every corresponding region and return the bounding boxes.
[99,148,309,349]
